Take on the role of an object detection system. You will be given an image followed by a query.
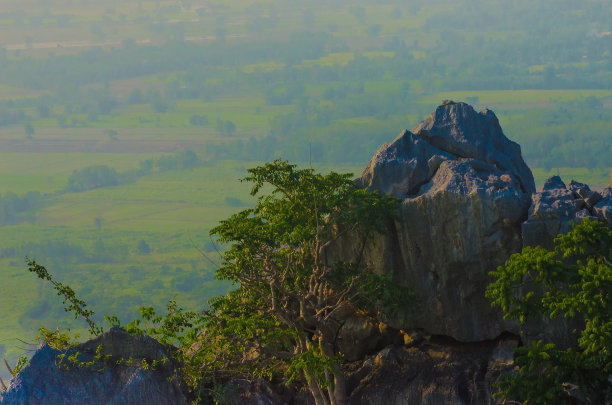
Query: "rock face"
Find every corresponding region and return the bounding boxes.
[345,337,517,405]
[348,102,533,342]
[523,176,612,248]
[0,327,186,405]
[221,336,518,405]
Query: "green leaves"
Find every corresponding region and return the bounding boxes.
[487,218,612,403]
[204,160,409,403]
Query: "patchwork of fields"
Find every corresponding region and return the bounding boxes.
[1,0,611,380]
[1,87,610,372]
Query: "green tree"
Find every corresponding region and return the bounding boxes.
[137,240,151,255]
[24,123,34,138]
[196,161,412,405]
[486,218,611,404]
[68,165,119,192]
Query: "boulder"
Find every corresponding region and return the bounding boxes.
[341,102,533,341]
[523,176,612,247]
[0,327,186,405]
[336,314,398,362]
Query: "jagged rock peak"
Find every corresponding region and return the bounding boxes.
[359,102,536,197]
[412,102,535,194]
[543,175,566,190]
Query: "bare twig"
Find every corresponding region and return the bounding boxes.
[188,232,220,269]
[3,358,13,376]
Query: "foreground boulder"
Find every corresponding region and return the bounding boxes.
[0,327,186,405]
[336,102,533,342]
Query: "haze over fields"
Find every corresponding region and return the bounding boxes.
[0,0,610,378]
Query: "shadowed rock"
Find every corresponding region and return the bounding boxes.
[523,176,611,248]
[0,327,186,405]
[345,337,517,405]
[593,174,612,227]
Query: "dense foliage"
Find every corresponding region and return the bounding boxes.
[486,219,612,404]
[187,161,412,405]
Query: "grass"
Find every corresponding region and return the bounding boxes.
[298,51,396,69]
[19,96,292,131]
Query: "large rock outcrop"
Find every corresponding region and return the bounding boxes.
[0,327,187,405]
[3,104,606,405]
[342,102,533,342]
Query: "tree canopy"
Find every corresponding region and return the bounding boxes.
[190,160,413,405]
[486,218,612,404]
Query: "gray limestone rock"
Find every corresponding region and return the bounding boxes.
[543,175,566,190]
[388,159,529,340]
[522,176,582,249]
[593,188,612,227]
[0,327,186,405]
[523,175,612,247]
[358,130,453,196]
[410,103,535,194]
[345,102,534,341]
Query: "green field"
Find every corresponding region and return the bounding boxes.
[0,0,611,384]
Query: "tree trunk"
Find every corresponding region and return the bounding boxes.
[321,340,347,405]
[331,367,347,405]
[305,371,330,405]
